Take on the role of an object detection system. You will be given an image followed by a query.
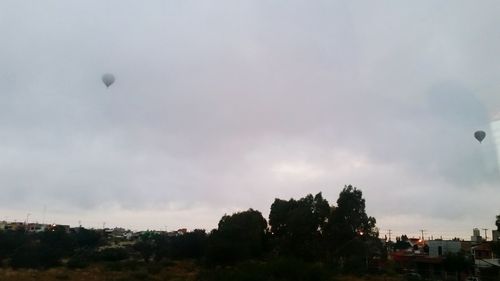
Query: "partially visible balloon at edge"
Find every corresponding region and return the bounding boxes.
[102,73,115,88]
[474,130,486,143]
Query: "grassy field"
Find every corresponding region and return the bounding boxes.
[0,262,404,281]
[0,261,198,281]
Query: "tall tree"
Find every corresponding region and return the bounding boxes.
[269,192,330,259]
[324,185,379,271]
[326,185,376,243]
[206,209,268,263]
[170,229,207,259]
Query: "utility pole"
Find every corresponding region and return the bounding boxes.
[387,229,392,241]
[420,229,427,242]
[25,213,31,232]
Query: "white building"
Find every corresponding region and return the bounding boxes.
[471,228,483,242]
[427,240,461,257]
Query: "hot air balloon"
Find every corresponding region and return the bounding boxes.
[474,130,486,143]
[102,73,115,88]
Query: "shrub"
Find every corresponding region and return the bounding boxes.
[66,255,89,269]
[96,247,129,262]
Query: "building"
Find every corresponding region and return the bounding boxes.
[471,228,483,243]
[26,223,48,233]
[427,240,461,257]
[471,243,493,260]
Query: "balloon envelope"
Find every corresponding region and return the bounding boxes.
[102,73,115,88]
[474,130,486,143]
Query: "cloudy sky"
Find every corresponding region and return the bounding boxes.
[1,1,500,239]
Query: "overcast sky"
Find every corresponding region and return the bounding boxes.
[1,1,500,239]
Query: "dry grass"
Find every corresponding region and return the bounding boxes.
[337,275,403,281]
[0,261,199,281]
[0,262,405,281]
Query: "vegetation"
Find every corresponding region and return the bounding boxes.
[3,186,494,280]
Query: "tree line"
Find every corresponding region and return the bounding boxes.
[0,185,384,274]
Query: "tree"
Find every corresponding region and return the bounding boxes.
[39,226,76,258]
[206,209,268,264]
[170,229,207,259]
[324,185,378,270]
[326,185,376,245]
[443,252,473,276]
[0,230,28,263]
[493,214,500,257]
[74,228,103,249]
[134,239,155,263]
[269,193,331,259]
[393,240,412,251]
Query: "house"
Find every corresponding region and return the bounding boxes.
[26,223,48,233]
[427,240,461,257]
[471,243,493,260]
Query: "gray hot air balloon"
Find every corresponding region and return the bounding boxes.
[102,73,115,88]
[474,130,486,143]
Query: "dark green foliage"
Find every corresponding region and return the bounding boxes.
[39,226,75,258]
[151,234,170,261]
[321,186,381,272]
[492,241,500,257]
[7,227,73,269]
[269,193,330,259]
[1,227,102,269]
[66,249,93,269]
[325,185,377,249]
[74,228,103,249]
[392,240,411,250]
[0,230,28,262]
[443,252,472,273]
[130,229,207,262]
[146,262,164,274]
[206,209,268,263]
[170,229,207,259]
[66,255,89,269]
[96,247,129,262]
[10,242,61,269]
[133,240,155,262]
[0,185,383,278]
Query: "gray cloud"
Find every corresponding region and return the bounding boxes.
[1,1,500,238]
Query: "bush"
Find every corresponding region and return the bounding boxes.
[10,243,61,269]
[131,269,150,280]
[66,255,89,269]
[96,247,129,262]
[146,262,164,274]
